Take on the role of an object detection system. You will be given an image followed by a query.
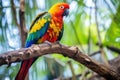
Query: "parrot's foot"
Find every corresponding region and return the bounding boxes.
[54,41,62,47]
[44,41,62,47]
[44,41,52,47]
[54,41,60,44]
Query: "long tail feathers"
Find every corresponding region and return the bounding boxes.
[15,58,36,80]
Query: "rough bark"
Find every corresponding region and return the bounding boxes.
[0,43,120,80]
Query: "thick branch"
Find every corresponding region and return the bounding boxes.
[0,43,120,80]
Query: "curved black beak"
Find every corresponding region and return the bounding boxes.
[62,9,69,16]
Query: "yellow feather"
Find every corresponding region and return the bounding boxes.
[30,18,47,33]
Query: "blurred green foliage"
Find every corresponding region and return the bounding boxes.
[0,0,120,80]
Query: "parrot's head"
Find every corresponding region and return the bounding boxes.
[48,3,70,17]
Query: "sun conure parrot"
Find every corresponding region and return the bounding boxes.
[15,3,69,80]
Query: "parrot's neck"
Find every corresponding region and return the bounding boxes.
[48,9,64,19]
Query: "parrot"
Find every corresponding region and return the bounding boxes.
[15,2,69,80]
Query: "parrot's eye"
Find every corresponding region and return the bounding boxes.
[60,6,64,9]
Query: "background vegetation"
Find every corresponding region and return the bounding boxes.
[0,0,120,80]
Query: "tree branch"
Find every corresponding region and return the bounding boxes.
[19,0,27,47]
[69,19,85,52]
[94,0,109,66]
[11,0,27,47]
[11,0,20,29]
[68,61,76,80]
[107,46,120,54]
[0,43,120,80]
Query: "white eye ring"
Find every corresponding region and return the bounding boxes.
[60,6,64,9]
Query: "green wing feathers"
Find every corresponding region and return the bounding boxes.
[25,12,51,47]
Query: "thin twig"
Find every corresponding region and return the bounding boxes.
[107,46,120,54]
[11,0,20,29]
[69,19,85,52]
[104,0,115,14]
[19,0,28,47]
[87,6,92,54]
[94,0,109,66]
[89,50,101,56]
[68,61,76,80]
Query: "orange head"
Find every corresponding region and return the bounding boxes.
[48,3,70,17]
